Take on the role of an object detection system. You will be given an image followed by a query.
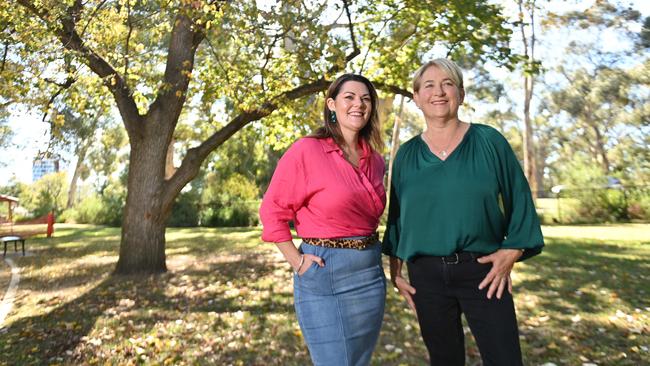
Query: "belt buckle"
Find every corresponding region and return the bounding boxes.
[356,237,370,250]
[443,253,459,265]
[357,234,376,250]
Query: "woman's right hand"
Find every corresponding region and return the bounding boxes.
[393,275,417,312]
[296,254,325,275]
[389,256,417,312]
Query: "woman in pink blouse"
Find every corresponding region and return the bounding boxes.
[260,74,386,366]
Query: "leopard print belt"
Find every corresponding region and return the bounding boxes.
[302,232,379,250]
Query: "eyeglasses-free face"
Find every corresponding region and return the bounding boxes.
[413,65,465,122]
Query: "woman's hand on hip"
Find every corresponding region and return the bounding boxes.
[297,254,325,276]
[476,249,523,299]
[393,275,417,312]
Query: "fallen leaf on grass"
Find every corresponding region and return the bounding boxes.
[531,347,546,355]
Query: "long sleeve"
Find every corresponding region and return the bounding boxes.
[382,183,401,257]
[494,134,544,261]
[259,144,307,243]
[382,147,403,258]
[261,137,386,242]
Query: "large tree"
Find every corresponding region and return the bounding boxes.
[540,1,648,181]
[547,61,648,175]
[3,0,515,274]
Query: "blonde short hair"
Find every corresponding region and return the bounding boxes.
[412,58,464,92]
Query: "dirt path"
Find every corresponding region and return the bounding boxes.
[0,257,20,328]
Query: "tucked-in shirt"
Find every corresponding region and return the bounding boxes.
[382,123,544,261]
[260,137,386,243]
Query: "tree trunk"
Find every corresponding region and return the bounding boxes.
[378,95,394,128]
[387,96,405,195]
[518,0,539,198]
[592,125,610,173]
[535,143,547,197]
[114,130,170,274]
[112,11,199,275]
[15,0,348,276]
[165,138,177,180]
[523,82,538,197]
[66,141,90,209]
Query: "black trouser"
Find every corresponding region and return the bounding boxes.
[407,254,523,366]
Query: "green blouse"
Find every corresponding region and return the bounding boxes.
[382,123,544,261]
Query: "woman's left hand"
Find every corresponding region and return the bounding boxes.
[476,249,523,299]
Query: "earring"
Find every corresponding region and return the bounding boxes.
[330,111,337,123]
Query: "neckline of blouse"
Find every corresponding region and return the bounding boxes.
[418,122,473,162]
[321,137,371,159]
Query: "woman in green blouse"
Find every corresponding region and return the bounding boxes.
[382,58,544,366]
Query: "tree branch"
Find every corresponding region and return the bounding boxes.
[123,0,133,79]
[161,77,410,211]
[324,0,360,76]
[14,0,47,18]
[41,77,76,122]
[146,7,205,131]
[80,0,109,38]
[16,0,143,138]
[517,0,530,62]
[446,40,460,57]
[359,10,398,73]
[343,0,358,54]
[0,39,9,73]
[260,33,281,92]
[203,36,232,86]
[161,78,331,211]
[374,82,413,99]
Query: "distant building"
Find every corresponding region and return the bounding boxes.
[32,158,60,182]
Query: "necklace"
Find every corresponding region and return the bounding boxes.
[422,123,462,158]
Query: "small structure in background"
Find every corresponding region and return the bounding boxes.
[606,177,623,189]
[0,194,54,256]
[0,194,19,227]
[32,157,60,182]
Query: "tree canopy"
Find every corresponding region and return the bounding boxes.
[2,0,647,271]
[1,0,518,273]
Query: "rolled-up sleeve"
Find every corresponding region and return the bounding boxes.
[259,144,307,243]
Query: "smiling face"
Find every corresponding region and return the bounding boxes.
[413,65,465,122]
[326,80,372,137]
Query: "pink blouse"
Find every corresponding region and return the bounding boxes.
[260,137,386,243]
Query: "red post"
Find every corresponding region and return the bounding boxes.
[46,212,54,237]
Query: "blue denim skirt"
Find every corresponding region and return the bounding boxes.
[294,240,386,366]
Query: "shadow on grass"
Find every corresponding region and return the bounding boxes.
[2,226,647,365]
[15,227,261,266]
[514,237,649,365]
[0,248,301,365]
[1,275,120,364]
[518,237,648,311]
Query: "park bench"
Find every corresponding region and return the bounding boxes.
[0,195,55,257]
[1,235,25,257]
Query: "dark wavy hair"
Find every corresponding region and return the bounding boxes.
[310,73,383,152]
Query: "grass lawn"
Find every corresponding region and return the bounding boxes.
[0,224,648,365]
